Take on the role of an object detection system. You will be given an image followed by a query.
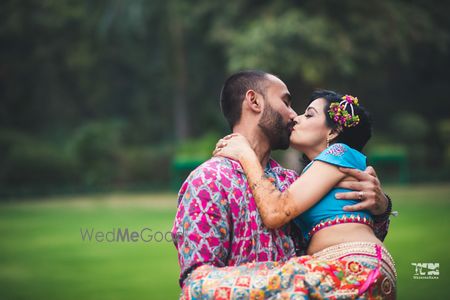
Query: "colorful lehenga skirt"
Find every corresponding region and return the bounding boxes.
[180,242,397,300]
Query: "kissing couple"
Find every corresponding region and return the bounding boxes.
[172,70,396,299]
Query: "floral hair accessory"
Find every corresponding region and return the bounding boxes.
[328,95,360,128]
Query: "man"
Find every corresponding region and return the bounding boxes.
[171,70,391,287]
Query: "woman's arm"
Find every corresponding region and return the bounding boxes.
[214,134,346,229]
[241,155,345,228]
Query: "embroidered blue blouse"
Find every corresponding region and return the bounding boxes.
[294,143,374,242]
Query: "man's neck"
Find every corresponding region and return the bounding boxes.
[232,126,271,167]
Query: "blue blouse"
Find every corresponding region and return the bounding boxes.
[293,143,374,242]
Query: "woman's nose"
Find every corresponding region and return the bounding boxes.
[294,115,301,123]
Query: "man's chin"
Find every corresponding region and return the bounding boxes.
[272,140,290,150]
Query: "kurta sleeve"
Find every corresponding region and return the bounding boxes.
[171,161,231,287]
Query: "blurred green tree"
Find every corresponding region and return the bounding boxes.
[0,0,449,193]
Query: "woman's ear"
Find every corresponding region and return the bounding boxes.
[328,126,342,142]
[244,90,263,113]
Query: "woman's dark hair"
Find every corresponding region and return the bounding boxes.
[309,89,372,151]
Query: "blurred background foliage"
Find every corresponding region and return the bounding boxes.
[1,0,450,197]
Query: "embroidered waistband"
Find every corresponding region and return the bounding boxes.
[308,214,374,240]
[312,241,397,281]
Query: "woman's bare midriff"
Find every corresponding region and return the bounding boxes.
[306,223,383,255]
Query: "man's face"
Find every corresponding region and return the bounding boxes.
[258,75,297,150]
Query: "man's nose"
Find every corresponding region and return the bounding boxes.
[288,107,297,119]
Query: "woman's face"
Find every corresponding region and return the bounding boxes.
[290,98,332,154]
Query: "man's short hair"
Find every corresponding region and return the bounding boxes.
[220,70,270,129]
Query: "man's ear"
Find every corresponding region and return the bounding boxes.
[244,90,263,113]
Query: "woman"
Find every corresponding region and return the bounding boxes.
[182,90,396,299]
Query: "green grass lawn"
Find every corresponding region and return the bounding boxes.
[0,184,449,299]
[0,194,181,300]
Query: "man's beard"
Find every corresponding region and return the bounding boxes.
[258,103,292,150]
